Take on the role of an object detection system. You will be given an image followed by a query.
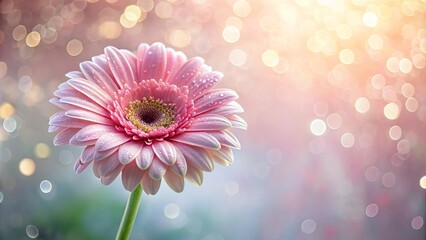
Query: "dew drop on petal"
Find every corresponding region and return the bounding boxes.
[365,203,379,217]
[412,216,424,230]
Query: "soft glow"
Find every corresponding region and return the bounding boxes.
[405,97,418,112]
[66,39,83,56]
[339,49,355,64]
[233,0,251,17]
[168,29,191,48]
[384,103,400,120]
[222,26,240,43]
[310,119,327,136]
[341,133,355,148]
[25,31,41,47]
[412,216,424,230]
[0,102,15,119]
[419,176,426,189]
[34,143,51,159]
[365,203,379,217]
[363,12,378,27]
[399,58,413,73]
[19,158,36,176]
[229,49,247,66]
[301,219,316,234]
[262,50,279,67]
[99,21,121,39]
[355,97,370,113]
[388,125,402,141]
[326,113,342,129]
[164,203,180,219]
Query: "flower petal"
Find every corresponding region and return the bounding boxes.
[67,78,110,107]
[101,165,124,185]
[98,151,120,177]
[148,158,167,180]
[53,128,79,146]
[66,71,84,79]
[168,57,204,86]
[70,124,115,146]
[80,60,119,96]
[118,141,143,165]
[174,143,214,172]
[171,132,220,149]
[227,115,248,129]
[163,48,187,81]
[74,158,91,174]
[65,109,113,125]
[188,71,223,98]
[49,111,94,128]
[207,101,244,116]
[141,174,161,195]
[95,132,130,152]
[152,141,177,166]
[60,96,110,117]
[135,145,154,170]
[187,114,232,132]
[140,42,167,81]
[185,164,203,186]
[105,46,135,88]
[121,161,144,191]
[164,170,184,193]
[194,88,239,115]
[171,147,187,177]
[209,146,234,166]
[209,130,241,149]
[80,145,96,164]
[94,147,117,161]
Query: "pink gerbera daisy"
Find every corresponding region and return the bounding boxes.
[49,42,246,195]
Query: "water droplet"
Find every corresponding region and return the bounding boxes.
[0,191,3,203]
[40,180,52,193]
[164,203,180,219]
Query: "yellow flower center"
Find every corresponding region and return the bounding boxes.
[125,98,174,133]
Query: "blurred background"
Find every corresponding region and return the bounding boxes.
[0,0,425,239]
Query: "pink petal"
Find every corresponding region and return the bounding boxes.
[227,115,248,129]
[152,141,177,166]
[118,141,143,165]
[121,161,144,191]
[67,78,109,107]
[50,98,70,109]
[187,114,232,132]
[53,128,79,146]
[105,46,135,88]
[60,96,110,117]
[95,132,130,152]
[135,145,154,170]
[170,147,187,177]
[94,147,117,161]
[65,109,113,125]
[74,158,91,174]
[92,54,114,77]
[140,42,167,81]
[148,158,167,180]
[171,132,220,149]
[70,124,115,146]
[66,71,84,79]
[209,146,234,166]
[98,151,121,177]
[188,71,223,98]
[185,164,203,186]
[163,48,187,81]
[80,61,119,96]
[80,145,96,164]
[48,125,62,133]
[141,174,161,195]
[121,49,138,81]
[174,143,214,172]
[101,165,124,185]
[209,130,241,149]
[207,101,244,116]
[92,160,101,178]
[168,57,204,86]
[194,88,239,115]
[164,170,184,193]
[49,111,94,128]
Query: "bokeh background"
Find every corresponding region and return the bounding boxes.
[0,0,425,239]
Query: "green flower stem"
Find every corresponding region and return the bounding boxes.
[115,185,143,240]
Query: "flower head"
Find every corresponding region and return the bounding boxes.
[49,42,246,195]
